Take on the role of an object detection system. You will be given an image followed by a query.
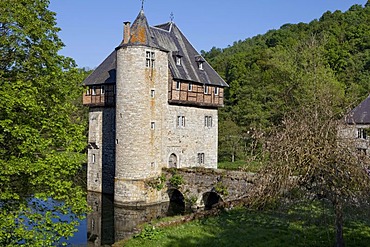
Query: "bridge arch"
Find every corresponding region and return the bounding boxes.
[167,189,185,215]
[202,192,223,210]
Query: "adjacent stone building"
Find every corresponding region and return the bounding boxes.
[343,94,370,155]
[83,9,228,205]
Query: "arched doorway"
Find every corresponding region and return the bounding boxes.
[202,192,222,210]
[167,189,185,215]
[168,153,177,168]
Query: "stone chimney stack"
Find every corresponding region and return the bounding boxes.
[123,21,131,44]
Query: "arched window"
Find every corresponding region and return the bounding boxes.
[168,153,177,168]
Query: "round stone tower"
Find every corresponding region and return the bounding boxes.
[114,10,169,205]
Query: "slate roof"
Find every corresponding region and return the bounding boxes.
[346,94,370,124]
[83,10,228,87]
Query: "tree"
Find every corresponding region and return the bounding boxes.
[0,0,88,245]
[249,37,370,247]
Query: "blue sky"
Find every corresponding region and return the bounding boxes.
[49,0,367,69]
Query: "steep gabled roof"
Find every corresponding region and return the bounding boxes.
[83,50,116,86]
[346,94,370,124]
[83,10,228,87]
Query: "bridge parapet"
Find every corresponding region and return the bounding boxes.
[161,168,255,209]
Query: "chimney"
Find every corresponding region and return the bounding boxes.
[123,21,131,44]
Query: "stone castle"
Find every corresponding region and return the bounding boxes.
[83,9,228,205]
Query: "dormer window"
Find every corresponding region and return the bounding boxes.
[198,62,204,70]
[176,56,182,66]
[174,51,183,66]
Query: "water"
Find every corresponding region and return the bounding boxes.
[67,192,185,246]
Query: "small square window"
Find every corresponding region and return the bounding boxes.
[176,81,181,90]
[197,153,204,164]
[177,116,185,128]
[188,83,192,91]
[204,86,209,94]
[176,56,181,66]
[204,116,213,127]
[199,62,204,70]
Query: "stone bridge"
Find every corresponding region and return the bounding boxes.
[160,168,255,209]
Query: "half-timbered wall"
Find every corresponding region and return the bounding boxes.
[83,85,115,107]
[168,80,224,107]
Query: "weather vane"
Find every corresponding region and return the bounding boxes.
[170,12,174,22]
[141,0,145,10]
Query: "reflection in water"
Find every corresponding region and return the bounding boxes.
[86,192,185,246]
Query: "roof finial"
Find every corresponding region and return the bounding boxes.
[170,12,174,23]
[141,0,145,10]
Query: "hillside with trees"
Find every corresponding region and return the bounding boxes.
[202,3,370,163]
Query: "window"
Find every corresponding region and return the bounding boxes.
[198,62,204,70]
[86,87,90,95]
[204,85,209,94]
[176,56,182,66]
[92,154,96,164]
[92,86,97,95]
[101,86,105,94]
[177,116,185,127]
[214,87,219,95]
[151,89,155,98]
[146,51,155,68]
[197,153,205,164]
[358,128,367,139]
[204,116,213,127]
[151,122,155,130]
[176,81,181,90]
[188,83,193,91]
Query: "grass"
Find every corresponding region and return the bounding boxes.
[116,201,370,247]
[218,160,262,172]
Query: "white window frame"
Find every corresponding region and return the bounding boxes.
[151,89,155,98]
[204,116,213,128]
[188,83,193,91]
[197,153,205,164]
[86,87,90,95]
[177,116,185,128]
[214,87,219,95]
[92,86,96,95]
[146,51,155,68]
[204,85,209,94]
[358,128,367,139]
[199,62,204,70]
[176,56,182,66]
[151,122,156,130]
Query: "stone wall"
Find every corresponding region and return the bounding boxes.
[162,168,255,208]
[87,107,116,194]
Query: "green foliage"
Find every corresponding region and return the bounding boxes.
[214,182,228,196]
[147,174,167,191]
[169,173,184,189]
[0,0,89,245]
[134,224,163,240]
[206,3,370,161]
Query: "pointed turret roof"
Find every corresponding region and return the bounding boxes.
[83,10,228,88]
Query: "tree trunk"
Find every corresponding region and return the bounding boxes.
[334,200,345,247]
